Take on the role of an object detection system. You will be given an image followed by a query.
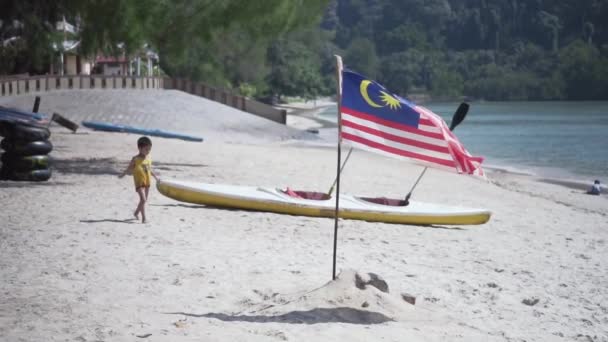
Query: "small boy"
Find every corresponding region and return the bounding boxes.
[119,136,159,223]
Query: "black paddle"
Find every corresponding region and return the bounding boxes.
[450,102,469,131]
[403,102,470,204]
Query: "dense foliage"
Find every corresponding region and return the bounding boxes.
[2,0,607,100]
[0,1,328,83]
[325,0,608,101]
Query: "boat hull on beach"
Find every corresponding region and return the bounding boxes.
[157,179,491,225]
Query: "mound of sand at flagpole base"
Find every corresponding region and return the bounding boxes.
[188,269,502,340]
[201,270,473,327]
[230,270,408,323]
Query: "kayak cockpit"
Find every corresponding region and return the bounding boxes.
[282,188,331,200]
[357,197,408,207]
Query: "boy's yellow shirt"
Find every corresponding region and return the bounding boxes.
[133,155,152,188]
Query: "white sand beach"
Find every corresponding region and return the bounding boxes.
[1,91,607,341]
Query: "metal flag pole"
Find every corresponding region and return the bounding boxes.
[332,55,344,280]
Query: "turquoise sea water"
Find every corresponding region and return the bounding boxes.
[318,101,608,181]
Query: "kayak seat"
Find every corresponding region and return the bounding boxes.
[359,197,408,206]
[283,187,331,200]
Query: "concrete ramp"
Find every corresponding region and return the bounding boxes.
[0,89,317,143]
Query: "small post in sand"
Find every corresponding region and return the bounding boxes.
[51,112,79,133]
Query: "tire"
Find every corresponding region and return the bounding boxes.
[5,168,52,182]
[0,122,50,141]
[1,154,50,171]
[0,121,11,137]
[1,139,53,155]
[0,166,10,180]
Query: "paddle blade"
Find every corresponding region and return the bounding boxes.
[449,102,469,131]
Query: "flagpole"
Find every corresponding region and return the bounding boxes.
[332,55,344,281]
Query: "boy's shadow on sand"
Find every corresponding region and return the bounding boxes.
[152,203,203,209]
[165,307,393,325]
[152,203,242,212]
[53,157,121,176]
[52,158,208,176]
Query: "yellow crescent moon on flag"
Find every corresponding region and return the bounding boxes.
[360,80,384,108]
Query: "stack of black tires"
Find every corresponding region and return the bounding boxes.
[0,121,52,182]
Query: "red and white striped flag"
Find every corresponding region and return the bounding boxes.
[340,69,484,176]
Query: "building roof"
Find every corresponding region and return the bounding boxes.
[52,40,80,52]
[56,20,76,34]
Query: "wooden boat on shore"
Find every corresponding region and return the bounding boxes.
[157,179,491,225]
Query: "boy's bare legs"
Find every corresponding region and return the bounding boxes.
[143,187,150,223]
[135,187,147,223]
[134,199,139,219]
[134,188,141,219]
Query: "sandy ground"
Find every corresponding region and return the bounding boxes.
[1,93,607,342]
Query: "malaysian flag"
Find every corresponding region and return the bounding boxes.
[340,69,484,175]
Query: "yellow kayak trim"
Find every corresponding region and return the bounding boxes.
[158,181,491,226]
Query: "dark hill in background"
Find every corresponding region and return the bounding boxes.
[2,0,607,101]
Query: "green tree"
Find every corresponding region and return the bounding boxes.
[267,38,324,100]
[378,50,426,95]
[0,0,330,76]
[558,39,608,99]
[429,67,464,99]
[376,24,431,55]
[344,38,379,78]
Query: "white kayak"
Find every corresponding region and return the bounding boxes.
[157,179,491,225]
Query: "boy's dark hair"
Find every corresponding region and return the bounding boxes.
[137,136,152,148]
[595,180,601,184]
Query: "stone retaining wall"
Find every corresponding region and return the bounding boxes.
[162,78,286,124]
[0,75,164,96]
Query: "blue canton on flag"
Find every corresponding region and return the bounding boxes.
[341,70,420,128]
